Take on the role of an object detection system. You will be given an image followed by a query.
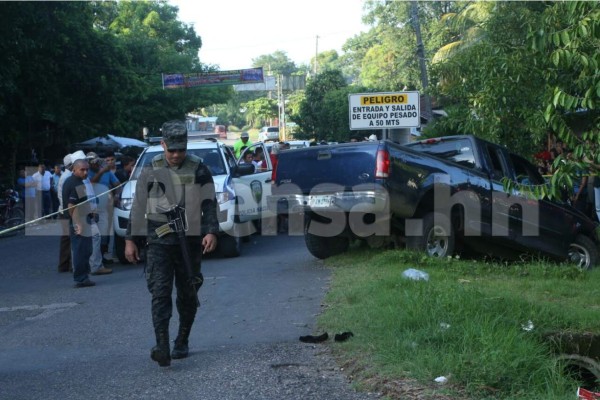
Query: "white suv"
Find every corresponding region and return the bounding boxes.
[113,139,273,262]
[258,126,280,142]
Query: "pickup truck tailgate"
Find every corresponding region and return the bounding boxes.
[274,142,380,194]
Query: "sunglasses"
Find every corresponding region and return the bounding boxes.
[167,148,186,153]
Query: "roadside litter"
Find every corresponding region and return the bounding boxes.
[402,268,429,281]
[299,333,328,343]
[299,331,354,343]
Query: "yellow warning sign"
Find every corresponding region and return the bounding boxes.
[360,95,408,105]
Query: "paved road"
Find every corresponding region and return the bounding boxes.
[0,223,379,400]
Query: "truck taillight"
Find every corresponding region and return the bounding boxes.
[376,150,390,178]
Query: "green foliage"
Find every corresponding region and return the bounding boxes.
[426,1,600,199]
[242,98,278,128]
[290,70,348,141]
[0,0,232,186]
[339,30,379,85]
[536,1,600,198]
[312,50,341,74]
[429,2,549,158]
[252,50,298,76]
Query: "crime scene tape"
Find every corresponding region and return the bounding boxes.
[0,182,126,237]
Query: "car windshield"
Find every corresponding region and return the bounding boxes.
[131,148,226,180]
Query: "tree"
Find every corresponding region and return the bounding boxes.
[536,1,600,198]
[252,51,298,76]
[311,50,341,74]
[291,70,347,140]
[343,1,453,91]
[0,0,233,187]
[428,2,549,157]
[99,0,231,134]
[243,98,278,128]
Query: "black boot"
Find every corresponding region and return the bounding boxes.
[171,325,192,359]
[151,330,171,367]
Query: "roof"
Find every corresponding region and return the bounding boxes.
[145,139,221,152]
[107,134,147,148]
[75,134,147,151]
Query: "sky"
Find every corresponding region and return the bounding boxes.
[169,0,369,71]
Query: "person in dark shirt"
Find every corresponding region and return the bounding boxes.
[62,159,95,288]
[115,155,134,183]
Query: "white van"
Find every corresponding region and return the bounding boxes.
[258,126,279,142]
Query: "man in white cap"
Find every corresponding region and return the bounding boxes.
[57,150,89,273]
[62,156,95,287]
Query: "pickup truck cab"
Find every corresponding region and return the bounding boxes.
[270,135,599,269]
[113,139,273,261]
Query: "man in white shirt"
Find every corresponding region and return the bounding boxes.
[32,163,52,219]
[57,154,73,272]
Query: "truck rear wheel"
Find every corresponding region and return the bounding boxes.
[406,212,455,258]
[304,218,349,259]
[567,234,598,270]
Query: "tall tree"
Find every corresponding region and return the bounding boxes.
[537,1,600,198]
[311,50,341,74]
[252,51,298,76]
[98,0,231,135]
[346,1,453,91]
[243,98,278,128]
[291,70,348,141]
[428,2,549,157]
[0,0,233,186]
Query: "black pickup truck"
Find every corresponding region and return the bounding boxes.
[270,135,599,268]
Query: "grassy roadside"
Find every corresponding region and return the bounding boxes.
[318,247,600,399]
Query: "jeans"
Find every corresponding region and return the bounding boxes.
[89,222,103,272]
[37,190,52,218]
[70,225,93,283]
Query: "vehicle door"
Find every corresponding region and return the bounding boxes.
[504,153,571,256]
[232,142,273,223]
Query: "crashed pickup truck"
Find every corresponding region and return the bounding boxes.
[269,135,599,268]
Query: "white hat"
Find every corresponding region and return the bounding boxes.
[71,150,87,162]
[368,134,378,141]
[63,153,72,167]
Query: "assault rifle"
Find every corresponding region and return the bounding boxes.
[156,204,202,306]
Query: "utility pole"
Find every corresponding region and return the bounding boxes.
[277,74,286,140]
[411,1,432,124]
[314,35,319,75]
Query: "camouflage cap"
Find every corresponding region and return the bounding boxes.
[161,120,188,150]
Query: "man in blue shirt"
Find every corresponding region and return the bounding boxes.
[87,151,120,268]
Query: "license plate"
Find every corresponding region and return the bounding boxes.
[308,195,333,208]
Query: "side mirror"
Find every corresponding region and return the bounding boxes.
[232,163,255,177]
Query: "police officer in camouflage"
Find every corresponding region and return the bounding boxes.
[125,120,219,367]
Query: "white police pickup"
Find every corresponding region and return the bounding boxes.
[113,139,274,261]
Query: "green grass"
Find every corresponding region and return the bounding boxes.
[318,247,600,399]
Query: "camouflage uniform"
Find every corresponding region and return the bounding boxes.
[126,120,219,366]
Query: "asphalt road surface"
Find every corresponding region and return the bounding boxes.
[0,222,379,400]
